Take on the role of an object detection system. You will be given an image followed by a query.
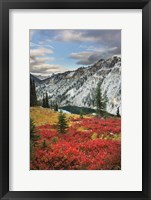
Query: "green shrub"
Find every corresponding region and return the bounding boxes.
[51,137,58,143]
[57,111,68,134]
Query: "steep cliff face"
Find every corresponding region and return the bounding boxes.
[31,55,121,115]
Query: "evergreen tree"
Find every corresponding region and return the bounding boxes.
[30,118,40,159]
[30,77,34,106]
[57,111,68,134]
[50,100,53,109]
[54,102,58,111]
[95,82,106,115]
[42,92,49,108]
[116,107,120,117]
[30,78,37,107]
[103,93,108,110]
[30,118,40,146]
[45,92,49,108]
[33,80,37,105]
[42,94,46,108]
[80,109,84,118]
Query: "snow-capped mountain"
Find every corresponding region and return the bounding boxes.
[31,55,121,115]
[32,74,53,80]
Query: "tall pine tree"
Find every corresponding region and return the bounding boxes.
[30,118,40,159]
[57,111,68,134]
[42,94,46,108]
[30,77,34,106]
[42,92,49,108]
[116,107,120,117]
[30,77,37,107]
[95,82,106,115]
[45,92,49,108]
[33,80,37,105]
[54,102,58,111]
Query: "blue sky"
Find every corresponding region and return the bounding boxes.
[30,30,121,76]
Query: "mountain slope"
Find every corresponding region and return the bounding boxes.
[31,55,121,115]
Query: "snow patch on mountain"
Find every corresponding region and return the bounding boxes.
[31,55,121,115]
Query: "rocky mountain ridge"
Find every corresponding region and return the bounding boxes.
[31,55,121,115]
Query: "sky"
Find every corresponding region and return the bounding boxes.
[30,29,121,77]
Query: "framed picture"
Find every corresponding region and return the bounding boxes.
[0,0,151,199]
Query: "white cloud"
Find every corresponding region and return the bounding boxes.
[30,47,66,75]
[30,57,54,67]
[55,30,99,42]
[35,57,53,63]
[30,48,52,57]
[54,30,121,45]
[79,45,118,53]
[30,47,53,57]
[30,42,54,49]
[38,41,45,45]
[30,64,66,74]
[46,39,52,43]
[70,52,93,59]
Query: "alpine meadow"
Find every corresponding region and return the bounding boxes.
[30,30,121,170]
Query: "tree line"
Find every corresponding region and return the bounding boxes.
[30,77,58,110]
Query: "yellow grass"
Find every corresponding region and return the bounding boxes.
[30,106,79,126]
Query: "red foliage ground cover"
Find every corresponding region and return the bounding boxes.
[31,117,121,170]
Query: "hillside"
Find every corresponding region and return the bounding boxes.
[31,55,121,115]
[30,107,121,170]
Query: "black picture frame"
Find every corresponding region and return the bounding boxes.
[0,0,151,199]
